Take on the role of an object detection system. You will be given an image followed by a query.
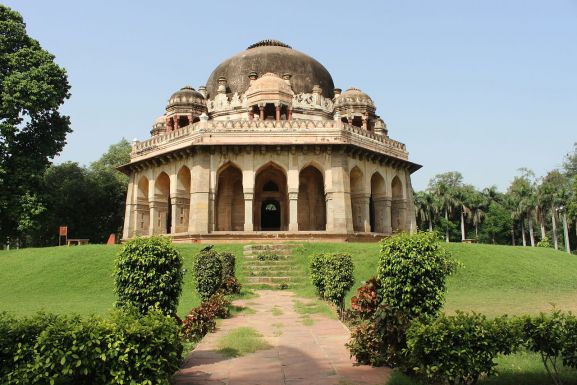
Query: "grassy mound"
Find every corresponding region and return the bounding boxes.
[0,241,575,318]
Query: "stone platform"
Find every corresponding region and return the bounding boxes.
[167,231,388,244]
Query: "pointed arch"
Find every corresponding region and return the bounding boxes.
[370,172,386,233]
[215,163,244,231]
[349,166,365,232]
[391,175,405,232]
[174,166,191,233]
[255,162,288,231]
[298,165,326,231]
[153,172,171,234]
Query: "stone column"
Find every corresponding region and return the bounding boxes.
[244,192,254,231]
[189,153,210,233]
[325,191,334,232]
[122,174,136,239]
[275,104,281,121]
[384,197,392,235]
[329,153,353,233]
[287,108,293,121]
[174,115,180,130]
[259,104,264,120]
[288,191,298,232]
[373,194,387,233]
[249,110,254,120]
[170,197,179,233]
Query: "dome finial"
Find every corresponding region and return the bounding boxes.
[247,39,292,49]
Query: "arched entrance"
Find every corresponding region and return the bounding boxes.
[261,200,281,230]
[298,166,326,231]
[370,172,386,233]
[175,166,191,233]
[215,164,244,231]
[254,163,288,231]
[154,172,171,234]
[391,176,404,232]
[349,167,365,232]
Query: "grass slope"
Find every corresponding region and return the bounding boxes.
[0,243,242,317]
[1,241,575,318]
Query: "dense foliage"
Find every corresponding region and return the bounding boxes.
[0,5,71,245]
[378,231,456,319]
[415,144,577,253]
[181,292,231,342]
[114,236,183,316]
[193,249,223,301]
[406,312,518,385]
[0,309,182,385]
[309,253,354,313]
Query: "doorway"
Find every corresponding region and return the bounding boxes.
[261,200,281,230]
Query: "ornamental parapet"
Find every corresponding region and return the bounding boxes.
[130,119,408,163]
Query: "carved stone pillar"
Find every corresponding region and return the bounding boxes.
[384,197,392,235]
[149,200,168,235]
[289,191,298,232]
[259,105,264,120]
[325,191,334,231]
[244,192,254,231]
[189,153,210,234]
[275,104,281,121]
[287,108,293,121]
[174,115,180,130]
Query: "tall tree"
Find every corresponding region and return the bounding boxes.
[508,169,536,247]
[428,172,462,242]
[414,190,436,231]
[563,143,577,178]
[0,5,71,244]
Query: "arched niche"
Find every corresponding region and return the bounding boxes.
[298,165,326,231]
[154,172,171,234]
[254,163,288,231]
[370,172,386,233]
[391,175,405,232]
[349,166,365,232]
[215,163,245,231]
[175,166,191,233]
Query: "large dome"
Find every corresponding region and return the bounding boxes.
[206,40,335,99]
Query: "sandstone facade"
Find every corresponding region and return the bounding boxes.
[120,40,421,242]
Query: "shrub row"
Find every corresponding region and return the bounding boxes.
[0,309,182,385]
[405,310,577,385]
[310,253,354,314]
[181,291,231,342]
[193,249,241,301]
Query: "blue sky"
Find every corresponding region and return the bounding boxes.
[5,0,577,191]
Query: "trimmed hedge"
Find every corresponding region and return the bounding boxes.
[309,253,354,313]
[406,312,518,385]
[114,236,183,315]
[0,309,182,385]
[193,250,223,301]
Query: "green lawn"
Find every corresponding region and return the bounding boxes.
[1,240,577,384]
[0,243,242,317]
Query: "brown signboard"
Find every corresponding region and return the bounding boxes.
[59,226,68,236]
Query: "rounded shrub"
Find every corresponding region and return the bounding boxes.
[114,236,183,316]
[323,253,355,312]
[219,251,236,279]
[193,250,223,301]
[310,253,328,298]
[378,231,456,319]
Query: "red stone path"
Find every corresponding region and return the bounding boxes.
[173,291,390,385]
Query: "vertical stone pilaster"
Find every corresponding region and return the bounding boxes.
[122,174,136,239]
[325,191,334,231]
[244,192,254,231]
[329,152,353,233]
[189,152,210,234]
[288,191,298,232]
[384,197,392,235]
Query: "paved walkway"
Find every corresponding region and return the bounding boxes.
[173,291,390,385]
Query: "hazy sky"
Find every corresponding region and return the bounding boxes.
[5,0,577,191]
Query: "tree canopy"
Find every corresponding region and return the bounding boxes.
[0,5,71,243]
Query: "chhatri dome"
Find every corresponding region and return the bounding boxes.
[120,39,421,242]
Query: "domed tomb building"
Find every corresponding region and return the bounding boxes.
[120,40,421,242]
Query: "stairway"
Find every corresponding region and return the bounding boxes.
[242,243,304,289]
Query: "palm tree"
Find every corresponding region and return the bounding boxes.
[414,191,436,231]
[428,172,463,243]
[509,169,536,247]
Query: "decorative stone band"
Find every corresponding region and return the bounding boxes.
[129,119,409,164]
[207,92,334,114]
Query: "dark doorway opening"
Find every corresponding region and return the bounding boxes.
[166,195,172,234]
[261,200,280,231]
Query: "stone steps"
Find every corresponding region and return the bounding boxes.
[241,242,305,290]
